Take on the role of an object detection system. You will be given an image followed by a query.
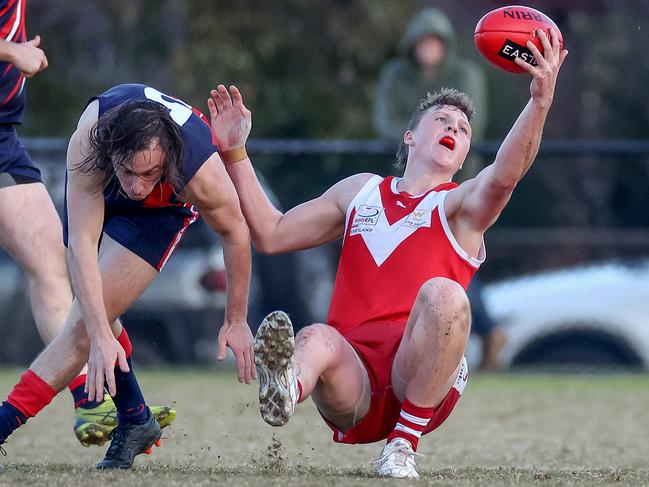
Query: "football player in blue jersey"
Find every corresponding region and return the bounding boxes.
[0,84,255,469]
[0,6,176,448]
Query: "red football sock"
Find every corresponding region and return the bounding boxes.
[68,374,86,393]
[116,327,133,358]
[7,369,57,418]
[68,373,107,409]
[67,328,132,408]
[386,398,435,451]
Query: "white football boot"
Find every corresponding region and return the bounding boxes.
[254,311,299,426]
[371,438,422,479]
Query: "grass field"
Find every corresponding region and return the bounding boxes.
[0,368,648,486]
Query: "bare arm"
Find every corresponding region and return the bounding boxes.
[208,84,371,255]
[446,29,568,237]
[66,100,129,399]
[66,101,108,337]
[0,35,48,77]
[181,153,256,383]
[226,159,370,254]
[182,154,251,326]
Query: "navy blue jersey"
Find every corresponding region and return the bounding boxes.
[0,0,27,124]
[92,84,218,212]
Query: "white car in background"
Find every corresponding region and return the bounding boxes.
[483,260,649,370]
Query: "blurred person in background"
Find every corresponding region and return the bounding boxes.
[374,7,488,179]
[374,7,503,369]
[210,27,566,479]
[0,83,255,469]
[0,1,176,450]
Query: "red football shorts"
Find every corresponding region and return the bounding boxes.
[324,320,468,444]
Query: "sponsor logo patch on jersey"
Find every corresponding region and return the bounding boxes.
[404,209,432,229]
[351,205,383,233]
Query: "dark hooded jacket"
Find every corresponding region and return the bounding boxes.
[374,8,487,160]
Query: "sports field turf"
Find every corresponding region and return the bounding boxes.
[0,369,647,486]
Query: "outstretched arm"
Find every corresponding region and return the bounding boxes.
[182,153,255,383]
[446,29,568,235]
[208,85,370,254]
[66,101,129,401]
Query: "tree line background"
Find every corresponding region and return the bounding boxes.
[24,0,649,139]
[20,0,649,270]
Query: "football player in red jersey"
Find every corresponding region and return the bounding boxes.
[0,84,255,469]
[211,28,567,479]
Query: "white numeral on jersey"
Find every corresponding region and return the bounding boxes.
[143,86,192,126]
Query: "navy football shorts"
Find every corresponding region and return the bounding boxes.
[0,125,42,187]
[63,205,199,271]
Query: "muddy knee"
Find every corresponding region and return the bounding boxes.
[295,323,346,379]
[415,278,471,337]
[296,324,338,356]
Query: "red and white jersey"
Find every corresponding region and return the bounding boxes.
[327,175,485,333]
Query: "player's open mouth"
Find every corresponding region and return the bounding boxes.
[439,136,455,150]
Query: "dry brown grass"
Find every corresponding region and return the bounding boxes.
[0,369,647,486]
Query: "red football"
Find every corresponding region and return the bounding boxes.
[474,5,563,73]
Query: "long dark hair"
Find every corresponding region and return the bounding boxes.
[395,88,475,169]
[74,99,184,192]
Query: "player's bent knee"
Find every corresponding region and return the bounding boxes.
[296,323,331,346]
[417,278,471,329]
[417,277,468,307]
[31,266,69,292]
[18,248,64,281]
[296,323,343,362]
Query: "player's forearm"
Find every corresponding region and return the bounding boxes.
[490,98,550,189]
[220,223,251,323]
[67,241,113,339]
[0,40,17,63]
[225,159,286,253]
